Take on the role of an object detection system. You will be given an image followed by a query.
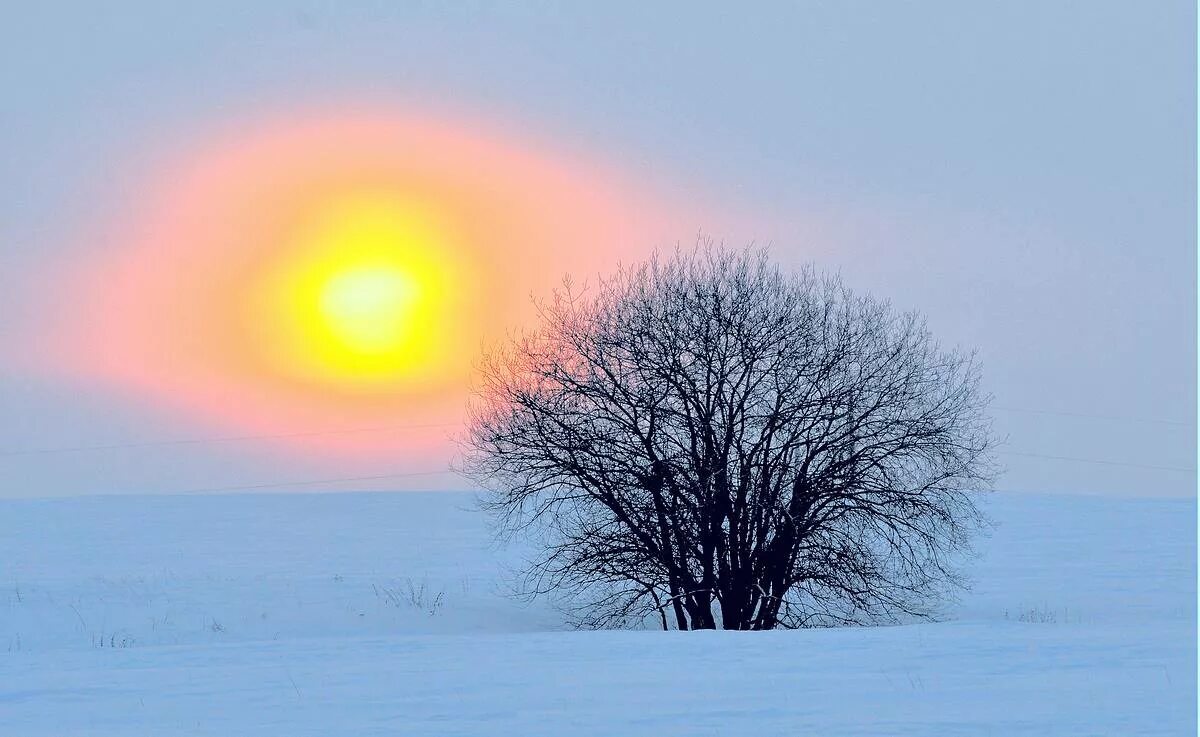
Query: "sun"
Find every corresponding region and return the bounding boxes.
[251,193,460,388]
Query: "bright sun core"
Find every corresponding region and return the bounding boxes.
[318,265,418,355]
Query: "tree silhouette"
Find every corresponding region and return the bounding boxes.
[464,247,994,630]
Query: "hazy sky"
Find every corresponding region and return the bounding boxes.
[0,1,1194,498]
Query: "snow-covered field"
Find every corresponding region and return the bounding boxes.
[1,491,1194,735]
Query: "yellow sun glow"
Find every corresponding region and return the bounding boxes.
[253,194,462,389]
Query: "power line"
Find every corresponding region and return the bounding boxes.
[0,422,462,457]
[2,410,1191,498]
[991,405,1191,428]
[999,450,1195,474]
[146,460,1195,498]
[173,469,457,495]
[1,406,1189,458]
[50,452,1194,499]
[102,451,1200,497]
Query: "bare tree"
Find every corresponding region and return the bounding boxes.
[463,247,995,630]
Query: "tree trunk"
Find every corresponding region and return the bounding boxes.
[686,595,717,629]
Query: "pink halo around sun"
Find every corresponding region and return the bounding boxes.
[38,108,693,460]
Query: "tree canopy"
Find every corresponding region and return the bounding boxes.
[463,248,994,630]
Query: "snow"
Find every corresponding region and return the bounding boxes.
[1,491,1194,735]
